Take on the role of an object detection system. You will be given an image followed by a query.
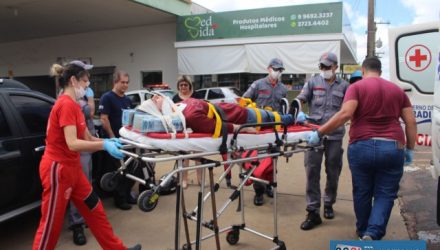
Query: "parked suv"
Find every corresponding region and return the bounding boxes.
[0,79,54,222]
[193,87,241,104]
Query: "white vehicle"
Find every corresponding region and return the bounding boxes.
[126,89,176,107]
[433,23,440,225]
[193,87,241,104]
[389,22,439,147]
[390,21,440,225]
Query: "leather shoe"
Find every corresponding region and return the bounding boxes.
[115,201,132,210]
[72,225,87,246]
[253,193,264,206]
[300,212,322,230]
[265,186,274,198]
[324,206,334,219]
[128,244,142,250]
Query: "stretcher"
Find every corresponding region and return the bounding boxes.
[100,121,321,250]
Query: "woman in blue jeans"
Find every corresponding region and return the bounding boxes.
[306,57,417,240]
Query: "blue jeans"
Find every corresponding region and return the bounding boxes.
[246,108,294,125]
[348,139,404,240]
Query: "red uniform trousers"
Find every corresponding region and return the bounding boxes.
[33,157,126,250]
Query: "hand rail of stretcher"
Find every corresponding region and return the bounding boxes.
[119,136,313,164]
[231,121,287,150]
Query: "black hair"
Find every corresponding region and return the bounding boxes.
[362,57,382,74]
[50,63,89,88]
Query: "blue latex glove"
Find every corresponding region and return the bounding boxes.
[307,130,321,146]
[103,139,124,160]
[108,137,122,145]
[296,111,308,123]
[404,149,414,166]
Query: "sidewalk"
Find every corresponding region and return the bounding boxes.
[1,132,409,249]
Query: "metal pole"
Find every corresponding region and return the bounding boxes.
[366,0,376,58]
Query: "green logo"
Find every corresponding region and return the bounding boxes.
[184,16,202,39]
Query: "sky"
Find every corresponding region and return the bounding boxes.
[192,0,440,79]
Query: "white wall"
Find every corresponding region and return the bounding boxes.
[0,22,179,91]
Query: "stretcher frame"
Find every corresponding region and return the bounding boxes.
[103,122,321,250]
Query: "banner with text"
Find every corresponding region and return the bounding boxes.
[177,2,343,41]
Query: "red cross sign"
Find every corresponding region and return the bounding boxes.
[405,44,431,72]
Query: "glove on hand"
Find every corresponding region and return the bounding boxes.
[103,139,124,160]
[404,149,414,166]
[307,130,321,146]
[296,111,308,124]
[108,137,122,145]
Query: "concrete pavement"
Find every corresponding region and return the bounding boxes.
[0,129,410,249]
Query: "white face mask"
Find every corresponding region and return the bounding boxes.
[269,69,282,81]
[320,70,333,80]
[74,85,86,100]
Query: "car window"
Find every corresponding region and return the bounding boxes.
[0,108,11,138]
[144,92,154,100]
[10,95,53,135]
[193,90,207,99]
[127,94,141,107]
[158,90,176,99]
[229,88,241,97]
[207,89,225,99]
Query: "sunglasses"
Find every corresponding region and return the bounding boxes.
[272,67,284,72]
[179,83,189,87]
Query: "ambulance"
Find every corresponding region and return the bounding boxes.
[389,21,440,224]
[389,21,439,148]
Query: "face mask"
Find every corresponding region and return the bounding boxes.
[269,69,282,81]
[320,70,333,80]
[74,85,86,100]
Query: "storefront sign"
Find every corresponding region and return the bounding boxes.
[177,2,343,41]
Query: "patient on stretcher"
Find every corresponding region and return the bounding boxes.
[125,94,300,136]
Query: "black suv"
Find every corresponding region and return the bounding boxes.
[0,79,54,222]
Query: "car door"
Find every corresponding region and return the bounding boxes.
[3,91,53,212]
[0,92,24,216]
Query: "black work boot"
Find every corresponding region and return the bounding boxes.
[300,211,322,230]
[253,193,264,206]
[72,224,87,246]
[265,185,274,198]
[324,205,335,219]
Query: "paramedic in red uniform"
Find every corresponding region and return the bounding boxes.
[32,61,141,250]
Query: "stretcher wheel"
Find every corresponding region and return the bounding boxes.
[226,230,239,245]
[277,240,286,250]
[100,172,119,192]
[182,243,191,250]
[138,190,159,212]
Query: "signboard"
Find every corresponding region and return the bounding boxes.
[343,64,361,74]
[177,2,343,41]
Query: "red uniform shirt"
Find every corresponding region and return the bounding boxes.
[181,98,248,133]
[343,77,412,145]
[44,95,86,164]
